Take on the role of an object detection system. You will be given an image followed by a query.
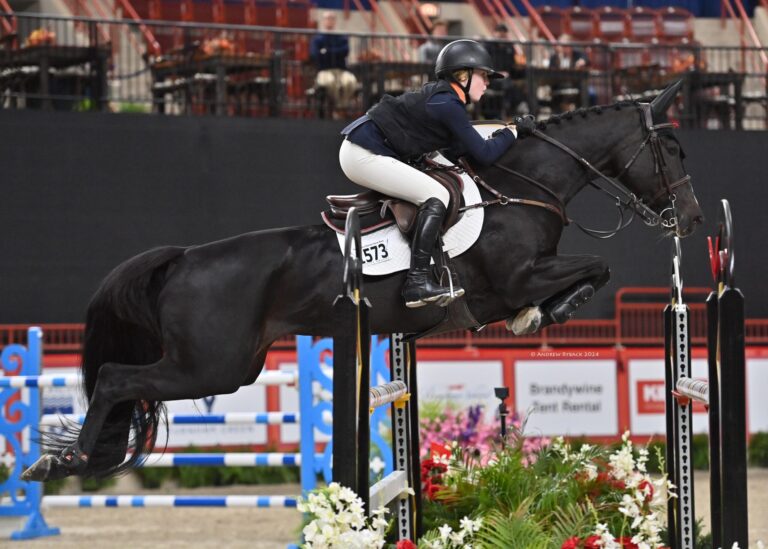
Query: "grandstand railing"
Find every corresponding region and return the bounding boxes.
[1,12,766,128]
[3,288,768,352]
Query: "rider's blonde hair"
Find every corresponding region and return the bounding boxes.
[452,69,470,83]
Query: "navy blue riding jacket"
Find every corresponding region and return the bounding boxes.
[343,80,516,164]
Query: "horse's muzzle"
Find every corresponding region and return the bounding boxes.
[676,211,705,237]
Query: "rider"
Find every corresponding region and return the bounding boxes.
[340,39,537,308]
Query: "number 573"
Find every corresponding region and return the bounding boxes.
[362,243,388,263]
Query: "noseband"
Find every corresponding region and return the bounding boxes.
[613,103,692,229]
[462,103,692,239]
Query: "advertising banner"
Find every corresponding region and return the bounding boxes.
[514,357,618,436]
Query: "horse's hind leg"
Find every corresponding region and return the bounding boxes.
[25,355,245,481]
[508,255,609,335]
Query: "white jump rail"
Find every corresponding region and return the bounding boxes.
[369,380,408,410]
[40,410,333,426]
[0,370,297,388]
[43,495,299,508]
[675,377,710,405]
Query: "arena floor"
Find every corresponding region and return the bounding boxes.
[6,471,768,548]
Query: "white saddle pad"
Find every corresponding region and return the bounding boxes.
[334,122,508,276]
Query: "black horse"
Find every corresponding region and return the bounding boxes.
[24,81,702,482]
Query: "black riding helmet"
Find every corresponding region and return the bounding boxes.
[435,39,503,104]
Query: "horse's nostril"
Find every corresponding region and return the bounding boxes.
[693,215,704,225]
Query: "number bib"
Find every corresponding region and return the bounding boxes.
[333,165,485,276]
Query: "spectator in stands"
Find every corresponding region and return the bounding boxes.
[547,33,591,112]
[482,23,528,119]
[548,33,588,70]
[310,11,358,119]
[338,40,536,308]
[417,20,449,65]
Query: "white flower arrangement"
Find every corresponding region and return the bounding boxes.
[588,432,674,549]
[421,517,482,549]
[297,482,389,549]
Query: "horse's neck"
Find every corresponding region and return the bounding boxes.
[550,114,634,203]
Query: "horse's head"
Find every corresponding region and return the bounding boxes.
[617,81,703,237]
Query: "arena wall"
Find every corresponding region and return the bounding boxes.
[1,110,767,322]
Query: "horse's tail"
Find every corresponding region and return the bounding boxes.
[55,246,185,478]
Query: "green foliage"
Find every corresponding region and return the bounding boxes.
[691,434,710,470]
[693,519,714,549]
[564,436,591,453]
[419,400,458,423]
[218,464,299,485]
[547,503,598,545]
[80,476,117,492]
[659,515,712,548]
[0,463,8,484]
[117,102,150,114]
[644,440,667,475]
[43,477,68,495]
[419,434,683,548]
[748,431,768,467]
[136,466,174,489]
[473,507,552,549]
[177,464,220,488]
[423,438,610,543]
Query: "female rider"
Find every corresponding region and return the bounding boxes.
[339,39,536,308]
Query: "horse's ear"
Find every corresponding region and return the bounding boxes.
[650,80,683,119]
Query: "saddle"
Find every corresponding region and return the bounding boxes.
[324,158,484,341]
[323,160,464,235]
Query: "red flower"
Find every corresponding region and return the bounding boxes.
[561,536,581,549]
[396,540,417,549]
[584,535,601,549]
[638,479,654,502]
[430,442,451,458]
[617,537,639,548]
[424,481,444,500]
[595,471,611,484]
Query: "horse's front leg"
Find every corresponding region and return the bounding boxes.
[507,254,610,335]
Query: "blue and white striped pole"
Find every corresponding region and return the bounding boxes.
[43,495,299,508]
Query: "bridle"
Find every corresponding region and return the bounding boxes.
[459,103,693,239]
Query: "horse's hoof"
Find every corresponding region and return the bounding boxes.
[22,453,80,482]
[547,283,595,324]
[22,455,56,482]
[507,307,543,335]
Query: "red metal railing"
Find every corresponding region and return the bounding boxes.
[721,0,768,72]
[0,0,16,34]
[389,0,429,36]
[515,0,557,43]
[5,287,768,353]
[466,0,526,57]
[115,0,161,55]
[342,0,411,60]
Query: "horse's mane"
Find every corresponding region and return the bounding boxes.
[536,100,640,130]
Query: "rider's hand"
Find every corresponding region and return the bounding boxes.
[512,115,537,138]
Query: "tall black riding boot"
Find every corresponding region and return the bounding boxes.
[402,198,464,308]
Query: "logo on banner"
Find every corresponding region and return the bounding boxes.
[636,380,706,414]
[201,396,215,413]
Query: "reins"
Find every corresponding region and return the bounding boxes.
[457,159,569,225]
[454,104,692,239]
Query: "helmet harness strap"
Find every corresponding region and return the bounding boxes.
[460,71,473,105]
[446,70,472,105]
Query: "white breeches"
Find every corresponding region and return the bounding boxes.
[339,139,450,207]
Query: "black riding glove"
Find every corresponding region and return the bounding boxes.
[513,115,537,138]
